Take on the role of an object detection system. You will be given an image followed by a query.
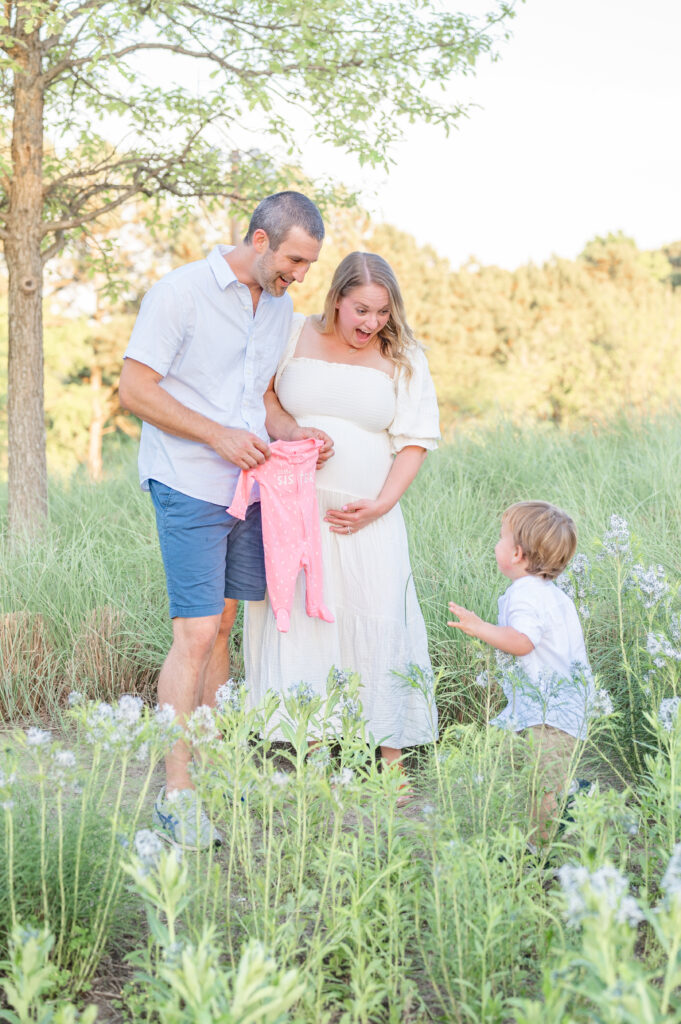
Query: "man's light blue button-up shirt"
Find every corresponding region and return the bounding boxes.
[124,245,293,506]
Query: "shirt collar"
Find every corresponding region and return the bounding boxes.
[207,243,283,308]
[207,244,237,290]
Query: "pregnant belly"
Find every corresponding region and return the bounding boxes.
[298,414,393,500]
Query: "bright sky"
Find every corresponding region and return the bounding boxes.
[298,0,681,270]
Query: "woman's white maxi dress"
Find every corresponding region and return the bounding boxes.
[244,314,440,748]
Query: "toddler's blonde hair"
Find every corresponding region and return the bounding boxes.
[502,501,577,581]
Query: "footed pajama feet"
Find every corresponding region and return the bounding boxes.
[274,604,334,633]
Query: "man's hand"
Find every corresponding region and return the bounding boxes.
[291,426,334,468]
[211,427,270,469]
[447,601,486,639]
[120,359,269,468]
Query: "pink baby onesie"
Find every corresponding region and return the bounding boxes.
[227,438,334,633]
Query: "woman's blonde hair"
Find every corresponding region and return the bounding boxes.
[502,501,577,581]
[315,252,420,377]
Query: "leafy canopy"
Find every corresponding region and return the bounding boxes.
[0,0,514,257]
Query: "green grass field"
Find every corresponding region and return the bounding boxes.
[1,416,681,1022]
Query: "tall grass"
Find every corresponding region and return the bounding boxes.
[2,414,680,725]
[0,415,681,1020]
[406,414,681,747]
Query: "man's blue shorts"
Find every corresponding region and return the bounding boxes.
[149,479,266,619]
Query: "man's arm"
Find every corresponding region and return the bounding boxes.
[263,376,334,465]
[119,358,270,470]
[447,601,534,656]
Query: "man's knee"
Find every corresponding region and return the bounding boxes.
[172,615,222,665]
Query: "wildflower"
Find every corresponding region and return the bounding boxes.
[556,573,575,601]
[135,742,150,764]
[660,844,681,907]
[495,649,515,674]
[557,862,643,929]
[590,688,614,718]
[308,744,331,768]
[671,614,681,649]
[82,701,114,745]
[25,727,52,748]
[641,670,655,697]
[0,765,16,813]
[82,697,149,753]
[329,667,351,691]
[621,814,639,837]
[473,773,484,785]
[185,705,219,746]
[659,697,681,733]
[52,748,77,787]
[153,703,181,746]
[421,803,436,817]
[558,554,593,620]
[271,771,289,788]
[216,678,242,713]
[330,767,354,788]
[404,663,435,692]
[155,703,175,727]
[474,671,488,688]
[647,632,681,666]
[162,940,187,967]
[117,694,144,725]
[134,828,165,872]
[67,690,84,707]
[339,695,360,718]
[288,681,315,705]
[601,515,631,557]
[628,564,670,609]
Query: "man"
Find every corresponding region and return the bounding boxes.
[119,191,331,849]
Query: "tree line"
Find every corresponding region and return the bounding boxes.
[2,213,677,481]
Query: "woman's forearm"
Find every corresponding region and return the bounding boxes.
[375,446,427,514]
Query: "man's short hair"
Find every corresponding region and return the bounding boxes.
[503,501,577,580]
[244,191,324,249]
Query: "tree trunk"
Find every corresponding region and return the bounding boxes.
[88,363,104,482]
[5,19,47,537]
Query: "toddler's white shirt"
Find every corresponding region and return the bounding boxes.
[491,575,594,739]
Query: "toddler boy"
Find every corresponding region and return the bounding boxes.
[448,500,593,848]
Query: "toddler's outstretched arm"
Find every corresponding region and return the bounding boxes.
[447,601,534,656]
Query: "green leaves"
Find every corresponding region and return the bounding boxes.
[0,0,511,242]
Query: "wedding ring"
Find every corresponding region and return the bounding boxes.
[347,526,352,534]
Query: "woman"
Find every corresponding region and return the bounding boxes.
[245,252,440,775]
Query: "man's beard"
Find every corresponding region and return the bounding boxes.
[254,250,288,296]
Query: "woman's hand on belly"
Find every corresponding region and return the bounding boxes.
[324,497,388,535]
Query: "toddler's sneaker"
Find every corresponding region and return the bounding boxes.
[565,778,593,813]
[152,786,223,851]
[558,779,594,835]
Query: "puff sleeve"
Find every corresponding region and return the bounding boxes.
[388,346,441,454]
